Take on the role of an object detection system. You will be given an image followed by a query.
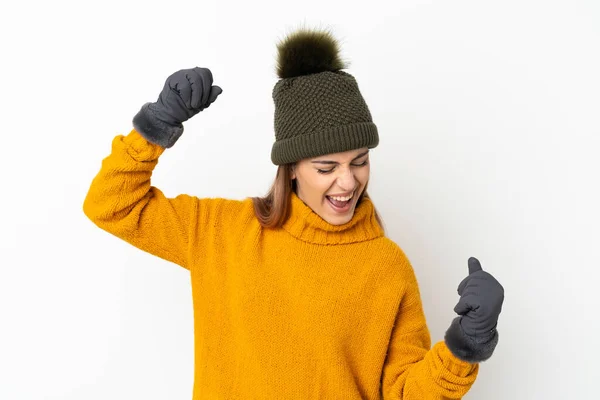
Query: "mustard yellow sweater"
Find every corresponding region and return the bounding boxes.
[83,129,479,399]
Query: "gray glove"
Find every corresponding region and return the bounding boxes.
[132,67,222,148]
[444,257,504,363]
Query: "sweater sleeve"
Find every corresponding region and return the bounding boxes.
[381,263,479,399]
[82,128,200,270]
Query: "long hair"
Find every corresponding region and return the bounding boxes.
[251,164,385,232]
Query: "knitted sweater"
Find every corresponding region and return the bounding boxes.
[83,129,479,399]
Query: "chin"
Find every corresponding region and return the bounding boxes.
[330,215,353,225]
[323,204,356,225]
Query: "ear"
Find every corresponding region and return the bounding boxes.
[290,165,296,180]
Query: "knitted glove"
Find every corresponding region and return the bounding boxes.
[133,67,223,148]
[444,257,504,363]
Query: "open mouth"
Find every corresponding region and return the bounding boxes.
[325,192,354,213]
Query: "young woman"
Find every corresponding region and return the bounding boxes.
[83,28,504,399]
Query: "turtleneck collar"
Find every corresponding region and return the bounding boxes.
[281,191,384,245]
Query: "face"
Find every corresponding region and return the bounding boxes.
[290,147,370,225]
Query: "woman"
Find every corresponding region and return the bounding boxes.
[83,28,504,399]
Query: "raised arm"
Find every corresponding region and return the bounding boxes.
[83,67,223,269]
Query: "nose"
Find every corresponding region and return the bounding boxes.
[335,166,357,192]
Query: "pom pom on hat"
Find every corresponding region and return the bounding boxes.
[275,27,349,79]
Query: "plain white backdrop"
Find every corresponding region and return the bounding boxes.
[1,0,598,399]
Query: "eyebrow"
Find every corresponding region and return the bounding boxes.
[311,150,370,165]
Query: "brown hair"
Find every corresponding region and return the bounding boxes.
[251,164,385,232]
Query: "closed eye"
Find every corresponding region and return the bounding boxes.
[317,160,369,174]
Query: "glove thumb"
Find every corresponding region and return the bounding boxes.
[207,85,223,106]
[468,257,483,275]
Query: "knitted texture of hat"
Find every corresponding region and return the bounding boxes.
[270,28,379,165]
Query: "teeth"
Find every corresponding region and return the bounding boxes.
[329,194,353,202]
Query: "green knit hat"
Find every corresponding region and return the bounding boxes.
[270,28,379,165]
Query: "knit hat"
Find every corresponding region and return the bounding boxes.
[270,28,379,165]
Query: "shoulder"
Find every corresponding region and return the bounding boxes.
[373,236,419,284]
[373,236,411,263]
[194,196,254,222]
[183,196,259,244]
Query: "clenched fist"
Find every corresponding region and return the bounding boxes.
[445,257,504,363]
[133,67,223,148]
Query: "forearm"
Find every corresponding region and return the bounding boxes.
[380,266,480,400]
[82,129,196,268]
[83,129,165,233]
[383,340,478,400]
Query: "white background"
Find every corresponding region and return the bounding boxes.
[1,0,599,399]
